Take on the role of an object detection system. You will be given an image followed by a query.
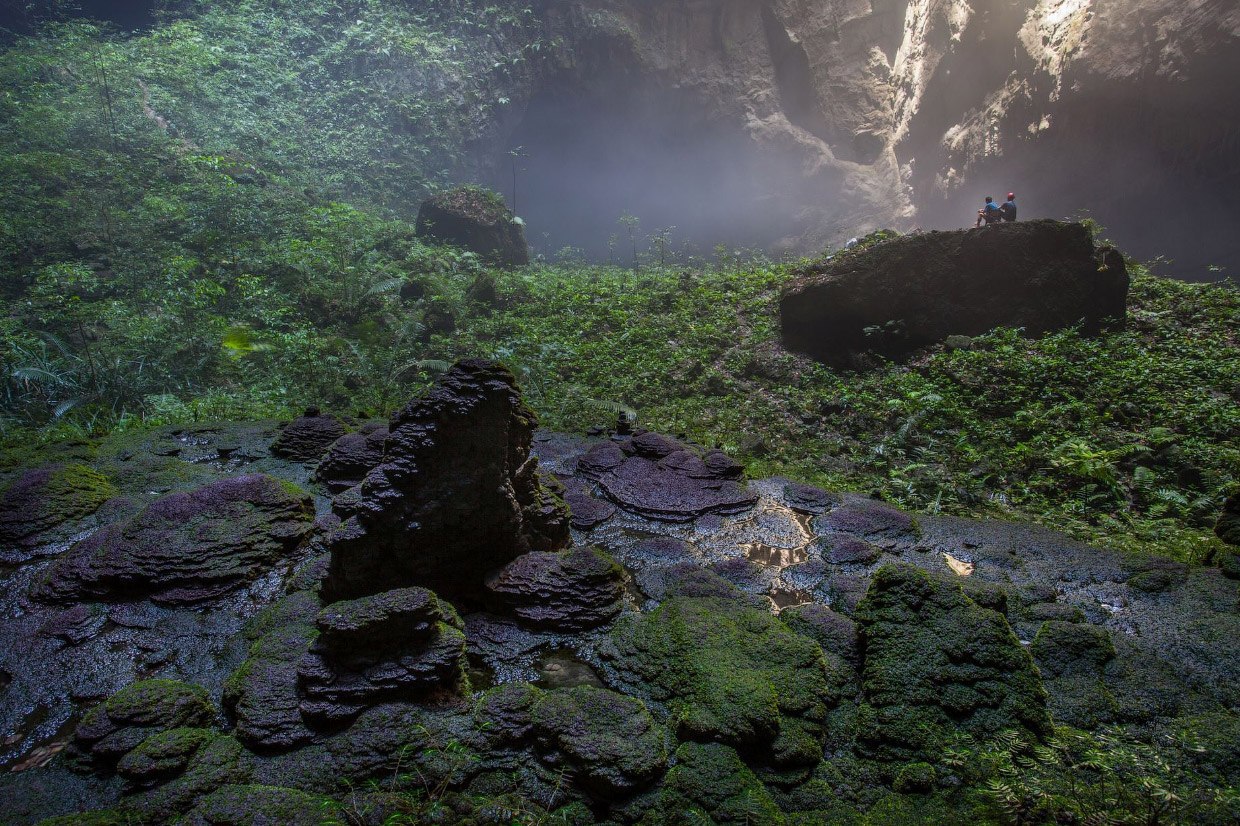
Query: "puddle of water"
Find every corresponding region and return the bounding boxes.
[746,544,809,567]
[944,553,975,577]
[534,651,603,690]
[767,581,813,613]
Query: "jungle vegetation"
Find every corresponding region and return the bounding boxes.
[1,2,1236,572]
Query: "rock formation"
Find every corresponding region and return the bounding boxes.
[415,186,529,268]
[0,464,118,562]
[485,546,627,631]
[321,359,570,603]
[269,410,347,463]
[577,432,758,522]
[34,474,315,605]
[297,588,468,725]
[780,220,1128,367]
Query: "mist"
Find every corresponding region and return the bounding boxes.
[487,80,814,264]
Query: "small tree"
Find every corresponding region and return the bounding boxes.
[618,213,640,275]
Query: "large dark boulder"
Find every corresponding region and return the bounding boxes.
[780,220,1129,367]
[321,359,569,603]
[415,186,529,268]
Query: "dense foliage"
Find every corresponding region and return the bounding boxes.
[2,7,1236,563]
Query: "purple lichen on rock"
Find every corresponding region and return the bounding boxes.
[576,434,757,523]
[33,474,314,605]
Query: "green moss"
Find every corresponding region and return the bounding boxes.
[854,565,1051,765]
[116,727,217,785]
[642,741,784,825]
[0,463,117,545]
[891,762,936,794]
[104,679,215,730]
[530,685,668,798]
[604,592,845,766]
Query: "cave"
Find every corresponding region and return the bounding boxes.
[490,73,811,262]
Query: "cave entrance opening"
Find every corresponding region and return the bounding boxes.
[490,77,806,264]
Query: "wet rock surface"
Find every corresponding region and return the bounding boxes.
[0,385,1237,823]
[781,221,1129,367]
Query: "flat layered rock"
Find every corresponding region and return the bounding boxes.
[485,547,626,631]
[577,435,757,523]
[33,474,314,605]
[270,411,348,463]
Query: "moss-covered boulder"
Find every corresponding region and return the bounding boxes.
[74,679,216,767]
[639,741,784,825]
[0,464,117,560]
[1030,620,1119,728]
[602,584,844,767]
[415,185,529,268]
[298,587,468,725]
[223,591,320,752]
[529,685,668,798]
[35,474,314,605]
[116,727,217,789]
[854,565,1051,764]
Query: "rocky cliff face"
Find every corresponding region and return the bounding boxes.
[494,0,1238,271]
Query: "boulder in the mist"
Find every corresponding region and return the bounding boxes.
[415,186,529,268]
[780,220,1129,368]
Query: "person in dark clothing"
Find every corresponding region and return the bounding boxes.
[1000,192,1017,222]
[976,196,1003,227]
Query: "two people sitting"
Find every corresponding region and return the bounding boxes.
[976,192,1017,227]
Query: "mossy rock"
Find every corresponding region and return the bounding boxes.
[182,783,338,825]
[0,464,118,556]
[123,735,253,824]
[640,741,784,825]
[603,588,844,765]
[891,762,937,793]
[75,679,216,767]
[854,565,1051,764]
[530,684,669,798]
[116,727,217,788]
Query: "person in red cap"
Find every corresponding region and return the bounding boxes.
[1001,192,1017,222]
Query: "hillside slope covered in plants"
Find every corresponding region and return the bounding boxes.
[1,5,1237,563]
